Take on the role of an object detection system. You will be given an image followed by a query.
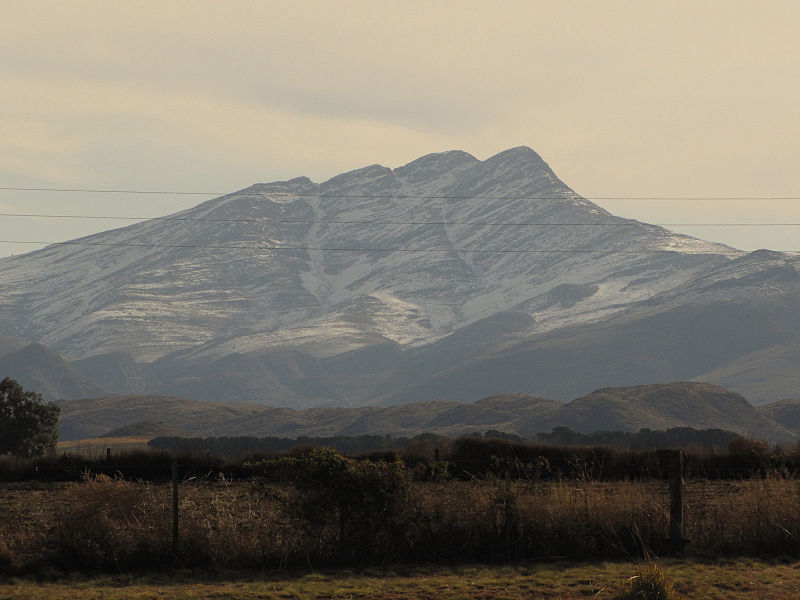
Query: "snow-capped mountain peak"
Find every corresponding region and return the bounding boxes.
[2,147,796,407]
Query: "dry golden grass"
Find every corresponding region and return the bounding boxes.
[411,480,670,561]
[1,560,800,599]
[0,482,70,572]
[684,477,800,555]
[55,437,152,457]
[3,475,800,576]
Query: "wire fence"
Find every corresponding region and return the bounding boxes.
[3,455,800,572]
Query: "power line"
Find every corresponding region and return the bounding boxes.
[0,212,798,227]
[0,238,751,254]
[0,186,217,195]
[2,185,800,200]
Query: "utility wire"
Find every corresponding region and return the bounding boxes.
[0,186,217,195]
[0,212,797,227]
[0,238,750,254]
[2,185,800,200]
[2,189,797,251]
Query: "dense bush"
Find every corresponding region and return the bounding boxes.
[50,474,171,571]
[288,448,412,564]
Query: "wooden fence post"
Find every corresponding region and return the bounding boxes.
[172,460,179,556]
[657,448,687,552]
[667,449,688,552]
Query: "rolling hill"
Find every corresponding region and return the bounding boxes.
[55,383,795,442]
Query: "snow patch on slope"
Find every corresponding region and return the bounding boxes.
[0,146,752,364]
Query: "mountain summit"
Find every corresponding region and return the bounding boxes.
[1,148,798,406]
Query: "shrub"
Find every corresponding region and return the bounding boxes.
[614,564,675,600]
[290,448,413,565]
[50,473,171,571]
[177,481,288,568]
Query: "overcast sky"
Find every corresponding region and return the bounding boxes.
[2,1,800,257]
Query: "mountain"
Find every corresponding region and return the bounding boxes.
[693,345,800,404]
[70,351,153,395]
[368,261,800,405]
[55,383,793,442]
[758,398,800,434]
[0,343,107,401]
[0,333,29,357]
[1,147,799,406]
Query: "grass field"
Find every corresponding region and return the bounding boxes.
[55,437,151,457]
[2,560,800,599]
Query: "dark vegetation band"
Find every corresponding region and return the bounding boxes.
[0,429,786,483]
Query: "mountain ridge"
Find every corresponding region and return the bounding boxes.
[1,147,798,407]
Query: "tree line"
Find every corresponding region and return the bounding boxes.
[147,426,742,461]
